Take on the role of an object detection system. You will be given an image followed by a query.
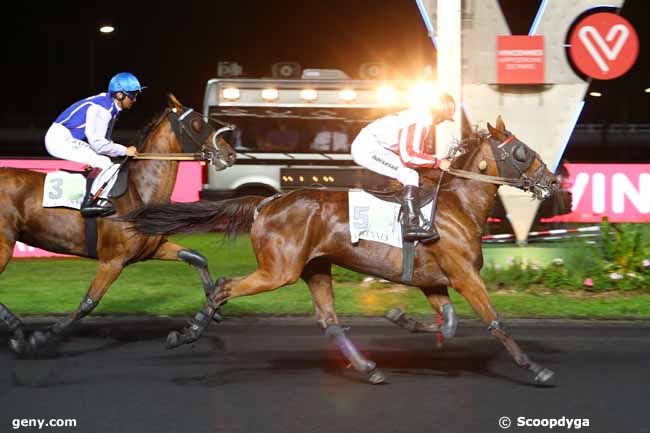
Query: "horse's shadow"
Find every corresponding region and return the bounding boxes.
[1,322,563,388]
[170,335,562,388]
[0,317,183,360]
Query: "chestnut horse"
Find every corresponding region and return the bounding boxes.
[0,93,236,354]
[127,117,558,385]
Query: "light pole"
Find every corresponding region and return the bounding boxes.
[89,25,115,92]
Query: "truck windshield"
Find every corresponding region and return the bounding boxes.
[208,106,397,153]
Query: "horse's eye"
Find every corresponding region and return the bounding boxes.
[190,118,203,133]
[513,145,528,162]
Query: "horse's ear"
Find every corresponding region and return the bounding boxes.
[487,120,506,140]
[167,93,183,111]
[495,115,506,132]
[461,114,473,139]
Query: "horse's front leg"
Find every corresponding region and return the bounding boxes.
[0,303,27,355]
[451,271,554,385]
[152,242,223,322]
[386,286,457,347]
[0,237,27,354]
[26,260,125,352]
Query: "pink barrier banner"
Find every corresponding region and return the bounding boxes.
[1,159,203,258]
[544,163,650,223]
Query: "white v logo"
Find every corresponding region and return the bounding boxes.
[578,24,630,72]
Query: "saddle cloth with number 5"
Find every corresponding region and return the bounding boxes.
[348,189,432,249]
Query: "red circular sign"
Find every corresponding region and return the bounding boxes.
[569,12,639,80]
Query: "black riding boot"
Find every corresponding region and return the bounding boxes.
[403,185,432,241]
[80,194,115,218]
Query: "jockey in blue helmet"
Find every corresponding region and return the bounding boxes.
[45,72,144,217]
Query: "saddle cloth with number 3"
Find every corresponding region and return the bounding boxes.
[42,171,87,209]
[348,189,433,249]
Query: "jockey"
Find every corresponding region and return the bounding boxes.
[45,72,143,217]
[351,93,455,241]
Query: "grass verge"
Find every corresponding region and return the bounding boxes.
[1,234,648,318]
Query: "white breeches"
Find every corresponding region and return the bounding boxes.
[351,128,419,187]
[45,123,119,198]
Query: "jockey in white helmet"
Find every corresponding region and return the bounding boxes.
[351,93,455,241]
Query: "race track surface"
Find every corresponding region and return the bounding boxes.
[1,317,648,433]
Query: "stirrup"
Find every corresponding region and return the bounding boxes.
[404,222,439,243]
[80,198,115,218]
[404,229,432,242]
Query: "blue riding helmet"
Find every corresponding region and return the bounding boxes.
[107,72,145,97]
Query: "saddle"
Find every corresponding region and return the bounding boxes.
[65,163,130,199]
[362,182,437,208]
[43,163,130,212]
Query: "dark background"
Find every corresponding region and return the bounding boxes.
[0,0,648,158]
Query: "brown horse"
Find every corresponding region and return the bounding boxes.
[126,116,558,385]
[0,93,236,354]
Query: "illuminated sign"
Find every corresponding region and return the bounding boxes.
[496,35,545,84]
[568,12,639,80]
[544,163,650,223]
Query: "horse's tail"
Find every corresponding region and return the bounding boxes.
[122,196,265,237]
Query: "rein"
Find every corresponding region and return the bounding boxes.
[445,134,541,191]
[445,167,529,188]
[133,153,204,161]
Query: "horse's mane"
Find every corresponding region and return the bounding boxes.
[418,128,488,187]
[133,109,168,149]
[450,128,489,170]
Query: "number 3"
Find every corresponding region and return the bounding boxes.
[48,178,63,199]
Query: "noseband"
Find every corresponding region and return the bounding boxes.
[133,108,235,163]
[487,133,552,194]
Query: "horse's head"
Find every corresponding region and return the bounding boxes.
[458,116,558,200]
[165,93,236,170]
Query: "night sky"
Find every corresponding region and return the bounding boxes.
[0,0,648,131]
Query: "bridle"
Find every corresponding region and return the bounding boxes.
[445,132,555,199]
[133,107,235,167]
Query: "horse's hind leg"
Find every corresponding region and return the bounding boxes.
[153,241,223,322]
[302,259,386,385]
[27,260,124,351]
[0,236,26,354]
[453,272,554,385]
[166,266,301,349]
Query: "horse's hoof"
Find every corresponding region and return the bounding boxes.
[212,309,224,323]
[367,368,388,385]
[385,308,405,323]
[166,331,182,349]
[28,331,50,352]
[9,337,26,355]
[434,332,445,349]
[534,368,555,385]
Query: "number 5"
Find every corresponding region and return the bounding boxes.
[353,206,369,229]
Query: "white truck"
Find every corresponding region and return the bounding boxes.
[200,72,435,199]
